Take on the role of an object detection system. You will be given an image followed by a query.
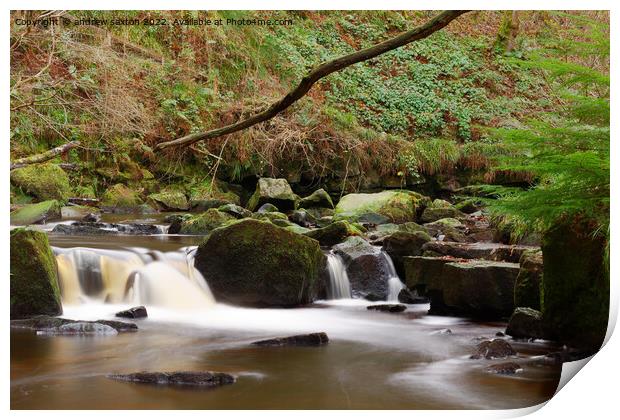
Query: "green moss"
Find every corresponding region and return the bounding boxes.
[10,228,62,319]
[334,190,426,224]
[252,211,289,223]
[247,178,297,212]
[101,184,143,208]
[10,200,61,225]
[298,188,334,209]
[179,209,236,235]
[514,249,543,310]
[419,207,466,223]
[304,220,363,246]
[148,187,189,211]
[10,164,73,201]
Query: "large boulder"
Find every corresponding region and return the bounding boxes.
[541,220,609,351]
[178,209,235,235]
[303,220,363,247]
[423,218,473,243]
[247,178,297,212]
[404,256,519,319]
[334,190,427,224]
[10,229,62,319]
[10,200,61,225]
[514,250,543,310]
[194,219,325,307]
[189,181,241,211]
[10,164,73,201]
[148,188,189,211]
[506,307,545,339]
[298,189,334,209]
[332,236,394,300]
[382,231,432,278]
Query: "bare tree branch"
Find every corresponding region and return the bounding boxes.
[154,10,469,151]
[10,141,80,170]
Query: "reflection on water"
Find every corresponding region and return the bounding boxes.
[11,302,561,409]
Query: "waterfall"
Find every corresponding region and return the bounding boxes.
[326,253,352,299]
[380,251,405,302]
[53,246,215,309]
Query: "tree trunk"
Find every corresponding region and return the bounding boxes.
[154,10,468,151]
[10,141,80,170]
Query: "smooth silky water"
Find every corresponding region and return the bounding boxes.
[11,222,561,409]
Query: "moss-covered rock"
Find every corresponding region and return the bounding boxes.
[10,229,62,319]
[252,211,289,223]
[218,204,252,219]
[303,220,363,246]
[194,219,326,307]
[420,206,466,223]
[514,249,543,310]
[506,307,545,339]
[10,200,61,225]
[455,199,480,214]
[334,190,427,224]
[189,181,241,210]
[178,209,236,235]
[431,199,452,208]
[298,188,334,209]
[10,164,73,201]
[541,220,609,351]
[101,184,143,209]
[60,205,98,220]
[148,188,189,211]
[247,178,297,211]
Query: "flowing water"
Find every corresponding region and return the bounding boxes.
[381,250,406,301]
[326,253,352,299]
[10,220,562,409]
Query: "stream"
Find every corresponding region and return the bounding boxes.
[10,215,562,409]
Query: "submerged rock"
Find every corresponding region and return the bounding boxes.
[52,221,163,236]
[333,190,427,224]
[108,371,235,387]
[194,219,326,307]
[505,307,545,340]
[486,362,522,375]
[115,306,148,319]
[10,229,62,319]
[44,322,118,336]
[247,178,297,212]
[252,332,329,347]
[10,200,62,225]
[11,315,138,333]
[367,304,406,313]
[470,339,516,360]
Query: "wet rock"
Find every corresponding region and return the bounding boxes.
[218,204,252,219]
[431,328,452,335]
[303,220,362,246]
[332,236,393,300]
[257,202,280,213]
[11,316,138,333]
[115,306,148,319]
[421,241,538,264]
[61,205,96,220]
[95,320,138,332]
[382,230,432,277]
[41,322,119,336]
[52,222,163,236]
[470,339,517,359]
[82,212,101,223]
[148,189,189,211]
[333,190,428,224]
[166,214,191,234]
[367,304,406,313]
[486,362,522,375]
[108,371,235,387]
[10,200,62,225]
[10,229,62,319]
[194,219,325,307]
[397,287,428,304]
[506,307,545,340]
[247,178,297,212]
[298,188,334,209]
[252,332,329,347]
[496,331,505,337]
[288,209,317,228]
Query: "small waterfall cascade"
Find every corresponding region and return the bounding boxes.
[326,252,352,299]
[380,251,405,301]
[53,246,215,309]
